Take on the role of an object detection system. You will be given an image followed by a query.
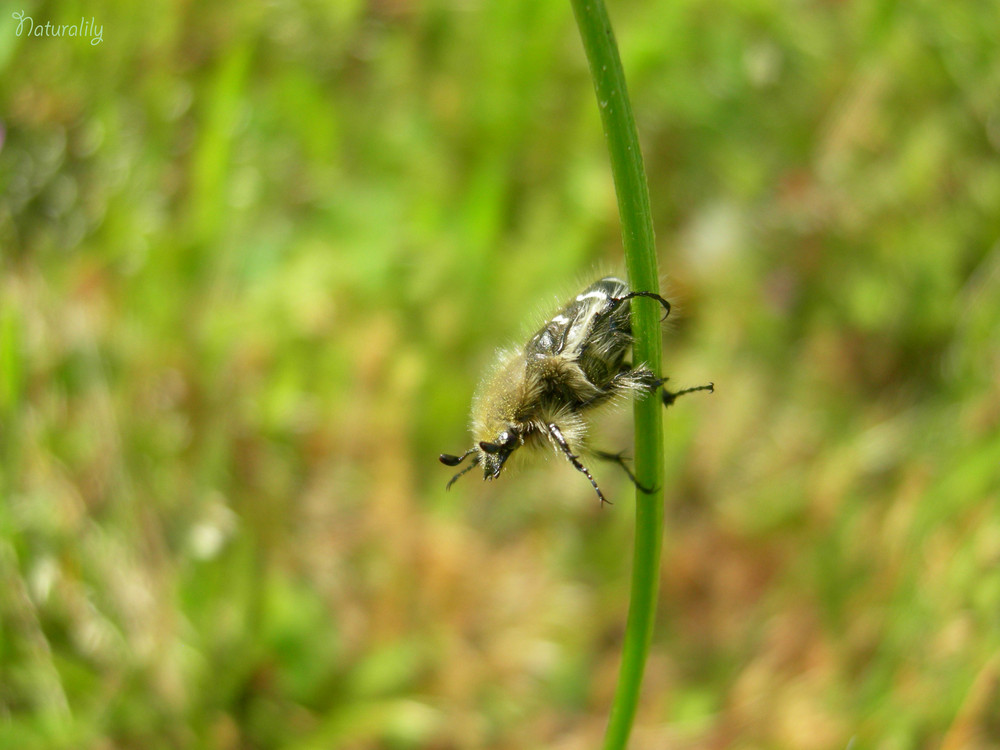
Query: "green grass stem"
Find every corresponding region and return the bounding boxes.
[569,1,665,747]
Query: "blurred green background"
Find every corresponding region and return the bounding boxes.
[2,0,999,748]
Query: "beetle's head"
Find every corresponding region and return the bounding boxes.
[476,427,521,480]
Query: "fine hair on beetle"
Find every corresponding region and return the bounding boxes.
[439,276,713,506]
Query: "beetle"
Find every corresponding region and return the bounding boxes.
[440,276,712,504]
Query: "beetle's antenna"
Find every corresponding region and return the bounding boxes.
[610,290,671,320]
[445,454,481,489]
[547,423,611,506]
[439,448,477,467]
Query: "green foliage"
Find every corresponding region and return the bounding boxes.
[2,0,999,748]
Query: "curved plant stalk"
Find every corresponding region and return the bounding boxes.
[568,1,665,748]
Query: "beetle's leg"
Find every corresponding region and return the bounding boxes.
[610,291,671,321]
[592,450,656,494]
[627,369,715,407]
[547,423,610,507]
[657,379,714,407]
